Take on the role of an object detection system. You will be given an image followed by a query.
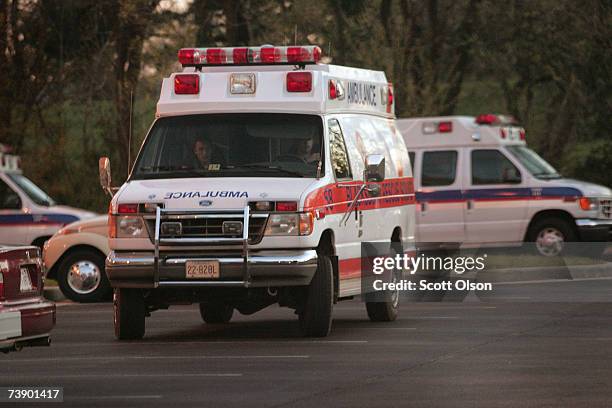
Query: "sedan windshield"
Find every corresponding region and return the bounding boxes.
[131,113,324,180]
[505,145,561,179]
[7,174,56,206]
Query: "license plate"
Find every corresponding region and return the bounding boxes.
[20,267,33,292]
[185,261,219,279]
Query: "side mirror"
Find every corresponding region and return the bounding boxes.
[98,157,113,196]
[365,154,385,182]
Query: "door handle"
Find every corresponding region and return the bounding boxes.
[466,200,474,210]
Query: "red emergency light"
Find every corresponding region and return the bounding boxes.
[287,72,312,92]
[438,121,452,133]
[475,113,519,126]
[174,74,200,95]
[178,45,322,67]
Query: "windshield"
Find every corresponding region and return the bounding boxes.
[505,145,561,179]
[131,113,324,180]
[7,174,56,206]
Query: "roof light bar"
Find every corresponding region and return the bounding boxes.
[177,45,322,67]
[475,113,519,126]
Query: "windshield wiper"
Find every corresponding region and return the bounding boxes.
[226,165,305,178]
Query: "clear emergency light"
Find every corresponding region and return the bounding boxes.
[178,45,322,67]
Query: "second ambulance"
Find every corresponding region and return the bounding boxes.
[398,115,611,256]
[101,45,415,339]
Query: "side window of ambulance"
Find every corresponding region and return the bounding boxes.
[472,150,521,185]
[0,179,21,209]
[421,151,457,186]
[328,119,352,180]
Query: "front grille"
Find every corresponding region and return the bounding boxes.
[146,214,268,244]
[600,199,612,218]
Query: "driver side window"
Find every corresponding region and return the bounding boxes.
[328,119,352,180]
[471,149,521,185]
[0,179,21,210]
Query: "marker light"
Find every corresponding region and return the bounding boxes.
[117,204,139,214]
[276,201,298,212]
[174,74,200,95]
[579,197,599,211]
[286,72,312,92]
[329,79,338,99]
[177,45,322,66]
[519,129,526,141]
[386,83,394,113]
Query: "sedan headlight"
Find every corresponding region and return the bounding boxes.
[264,213,313,236]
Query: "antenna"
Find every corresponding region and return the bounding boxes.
[328,41,332,60]
[128,90,133,173]
[294,25,298,45]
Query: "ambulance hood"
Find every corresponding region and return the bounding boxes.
[117,178,321,209]
[544,178,612,197]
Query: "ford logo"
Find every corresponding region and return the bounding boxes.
[199,200,213,207]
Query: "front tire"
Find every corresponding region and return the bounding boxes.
[199,302,234,323]
[366,243,401,322]
[527,217,577,257]
[299,255,334,337]
[114,288,145,340]
[57,249,111,302]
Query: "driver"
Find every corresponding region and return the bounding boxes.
[290,136,320,164]
[193,137,212,169]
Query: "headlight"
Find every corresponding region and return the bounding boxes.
[264,213,313,236]
[579,197,599,211]
[115,216,147,238]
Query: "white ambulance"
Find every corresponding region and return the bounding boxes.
[0,146,96,247]
[100,45,415,340]
[398,115,611,256]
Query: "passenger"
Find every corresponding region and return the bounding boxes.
[290,136,320,164]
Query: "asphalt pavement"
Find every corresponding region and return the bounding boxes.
[3,278,612,407]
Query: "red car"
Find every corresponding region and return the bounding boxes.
[0,245,55,352]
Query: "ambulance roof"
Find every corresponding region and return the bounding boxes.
[397,115,527,149]
[157,45,394,119]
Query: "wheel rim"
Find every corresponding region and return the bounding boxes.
[536,227,565,256]
[67,260,101,294]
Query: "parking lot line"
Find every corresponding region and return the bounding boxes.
[7,373,243,379]
[3,355,310,363]
[49,340,369,347]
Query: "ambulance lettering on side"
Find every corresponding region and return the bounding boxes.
[398,115,612,256]
[102,45,415,340]
[0,146,96,247]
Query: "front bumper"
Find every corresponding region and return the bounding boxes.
[576,219,612,242]
[106,249,318,288]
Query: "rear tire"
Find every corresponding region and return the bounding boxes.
[299,255,334,337]
[113,288,145,340]
[199,302,234,324]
